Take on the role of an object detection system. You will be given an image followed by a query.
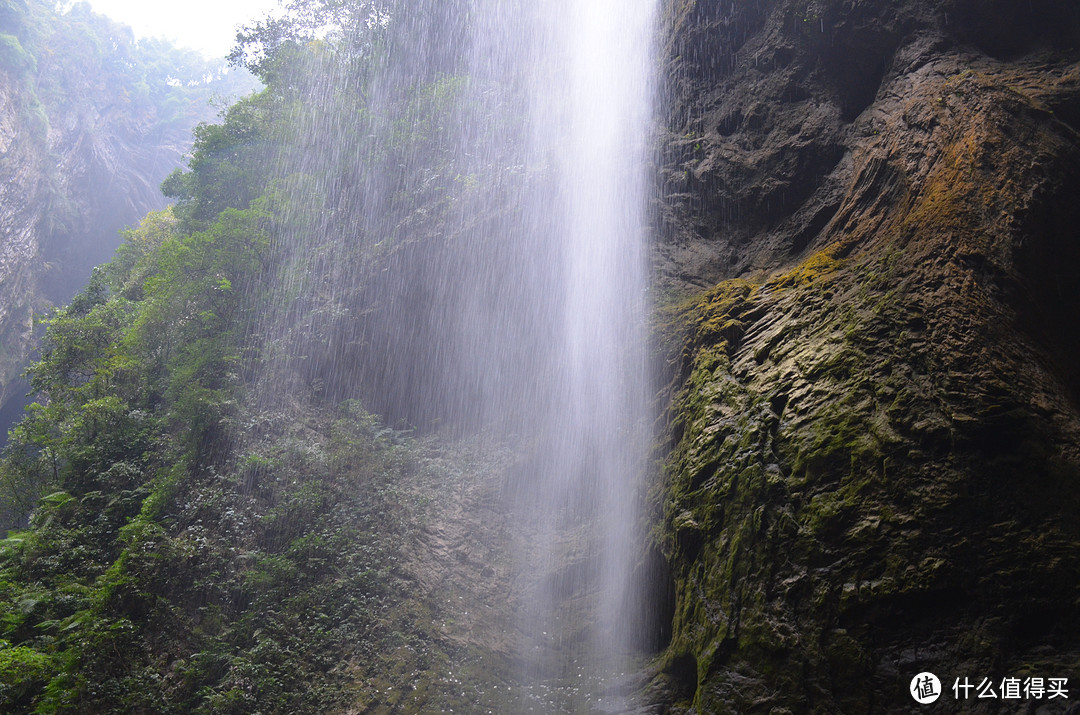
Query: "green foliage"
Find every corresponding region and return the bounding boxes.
[32,3,208,112]
[0,642,55,706]
[0,32,34,74]
[0,59,455,711]
[229,0,390,82]
[0,3,517,710]
[0,0,262,427]
[0,0,260,178]
[163,94,278,231]
[107,209,179,300]
[0,392,437,712]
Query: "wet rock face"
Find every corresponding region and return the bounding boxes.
[655,0,1080,288]
[654,0,1080,711]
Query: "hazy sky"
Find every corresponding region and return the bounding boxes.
[84,0,283,58]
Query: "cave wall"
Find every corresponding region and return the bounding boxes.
[653,0,1080,711]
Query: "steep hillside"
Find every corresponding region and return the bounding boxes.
[650,0,1080,710]
[0,5,542,710]
[0,0,256,436]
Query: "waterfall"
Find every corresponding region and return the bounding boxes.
[243,0,659,705]
[467,0,659,704]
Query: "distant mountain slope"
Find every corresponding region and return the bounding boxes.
[0,0,256,435]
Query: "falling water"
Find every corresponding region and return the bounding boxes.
[469,0,658,703]
[241,0,658,706]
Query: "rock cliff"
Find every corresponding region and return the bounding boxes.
[652,0,1080,710]
[0,2,255,437]
[0,69,178,419]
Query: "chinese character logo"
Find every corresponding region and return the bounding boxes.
[911,672,942,704]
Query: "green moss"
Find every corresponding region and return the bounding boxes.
[767,249,841,292]
[655,239,951,710]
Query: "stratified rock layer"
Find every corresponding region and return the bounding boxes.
[652,1,1080,711]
